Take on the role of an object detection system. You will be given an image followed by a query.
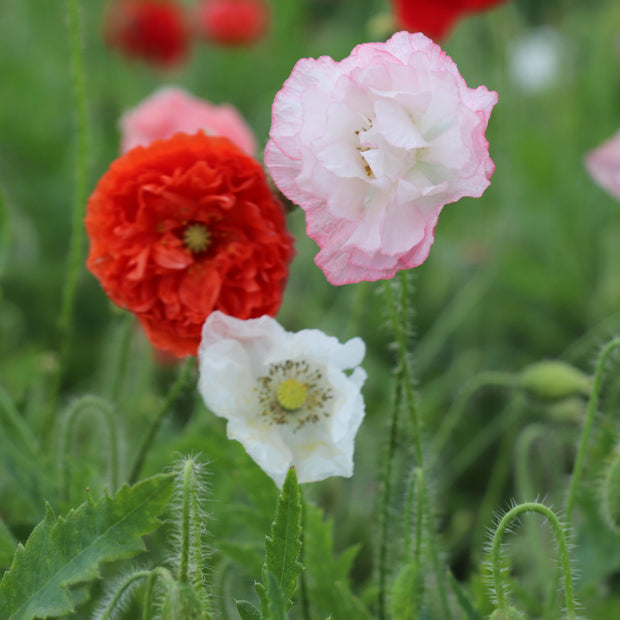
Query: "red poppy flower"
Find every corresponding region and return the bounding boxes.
[392,0,509,41]
[85,132,295,357]
[104,0,189,67]
[196,0,269,46]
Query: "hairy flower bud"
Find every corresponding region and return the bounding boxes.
[516,360,591,401]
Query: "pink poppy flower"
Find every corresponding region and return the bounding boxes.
[585,130,620,200]
[265,31,498,285]
[120,86,257,156]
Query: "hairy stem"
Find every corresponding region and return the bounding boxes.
[383,272,452,619]
[566,337,620,524]
[490,502,576,619]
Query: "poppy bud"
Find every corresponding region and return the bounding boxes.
[104,0,189,67]
[196,0,269,46]
[516,360,591,401]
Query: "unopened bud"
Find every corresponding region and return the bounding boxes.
[517,361,591,401]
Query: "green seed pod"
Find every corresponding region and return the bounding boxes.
[489,607,527,619]
[601,451,620,532]
[517,360,591,401]
[160,581,204,620]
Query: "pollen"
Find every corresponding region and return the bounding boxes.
[276,379,308,411]
[183,223,211,253]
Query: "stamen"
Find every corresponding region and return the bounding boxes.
[183,224,211,253]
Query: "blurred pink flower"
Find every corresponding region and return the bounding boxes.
[120,86,257,156]
[585,130,620,200]
[265,31,498,285]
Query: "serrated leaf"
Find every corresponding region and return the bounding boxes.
[0,473,174,620]
[447,572,484,620]
[264,571,287,620]
[257,468,302,616]
[236,599,262,620]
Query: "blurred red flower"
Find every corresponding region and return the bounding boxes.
[85,132,295,357]
[104,0,189,67]
[392,0,509,40]
[196,0,269,46]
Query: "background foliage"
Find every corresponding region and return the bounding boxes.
[1,0,620,618]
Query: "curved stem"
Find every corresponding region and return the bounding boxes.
[490,502,576,619]
[142,567,177,620]
[108,313,135,403]
[0,385,38,455]
[98,569,151,620]
[566,337,620,524]
[58,395,119,501]
[129,358,195,483]
[432,371,516,455]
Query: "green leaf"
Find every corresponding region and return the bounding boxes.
[303,502,369,620]
[0,473,174,620]
[447,572,484,620]
[390,561,424,620]
[264,571,287,620]
[256,468,302,615]
[236,599,262,620]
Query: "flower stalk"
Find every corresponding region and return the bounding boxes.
[490,502,576,619]
[566,337,620,524]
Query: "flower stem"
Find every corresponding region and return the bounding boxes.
[178,458,193,584]
[432,371,516,455]
[142,567,177,620]
[57,395,118,501]
[98,569,152,620]
[377,377,402,620]
[565,337,620,524]
[383,272,452,620]
[108,314,135,403]
[490,502,576,619]
[128,358,195,483]
[58,0,91,382]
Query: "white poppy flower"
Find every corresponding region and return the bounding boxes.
[197,312,366,487]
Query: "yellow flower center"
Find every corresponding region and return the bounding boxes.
[183,224,211,253]
[276,378,308,411]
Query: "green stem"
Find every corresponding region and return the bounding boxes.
[566,337,620,524]
[108,314,135,403]
[432,371,516,455]
[490,502,576,619]
[0,385,38,455]
[58,395,119,501]
[142,567,177,620]
[129,358,195,483]
[59,0,91,379]
[377,377,402,620]
[179,459,193,583]
[98,569,151,620]
[383,272,452,620]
